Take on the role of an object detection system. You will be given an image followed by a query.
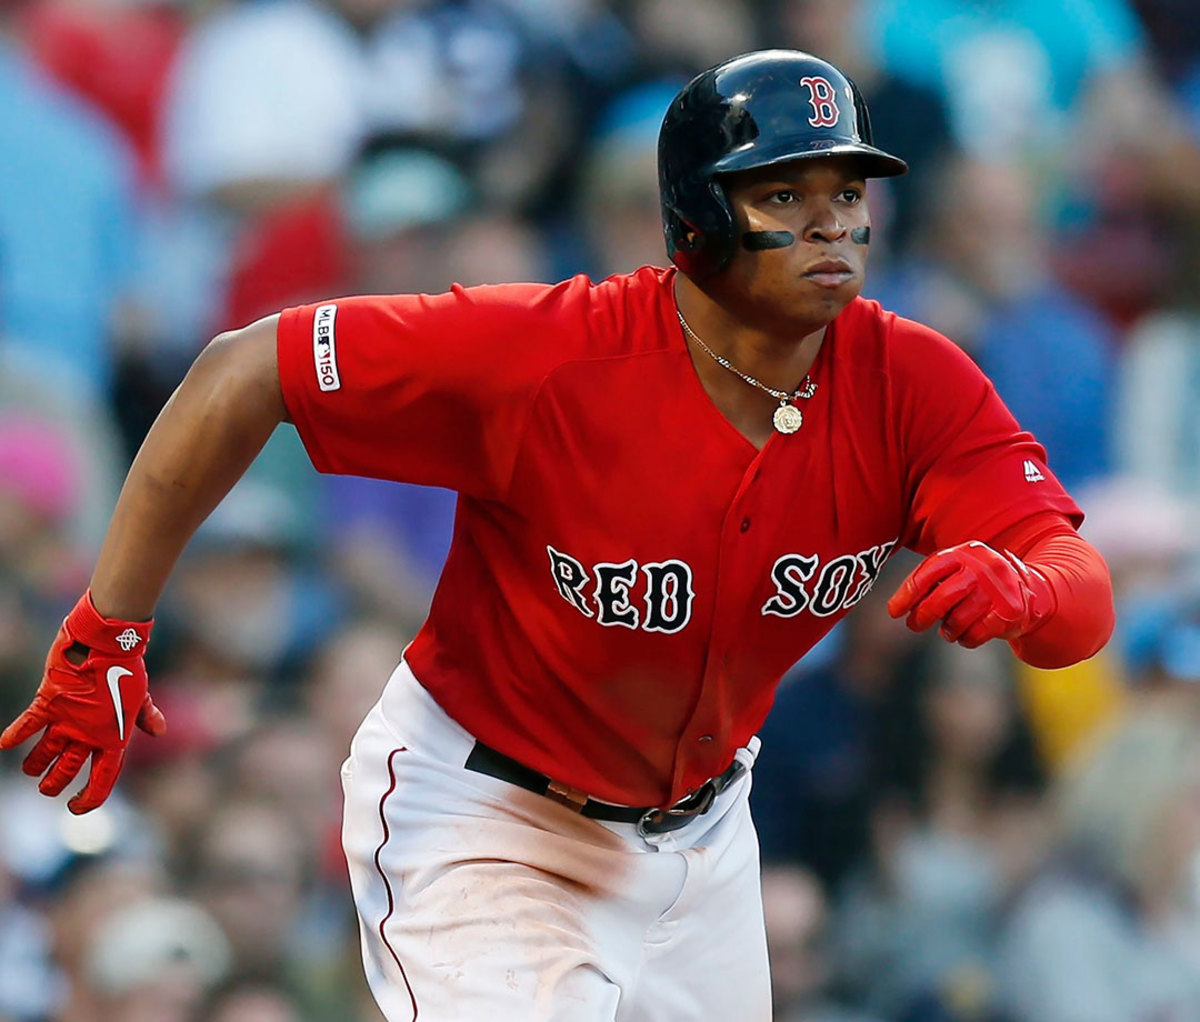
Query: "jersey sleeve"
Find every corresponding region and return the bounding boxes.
[276,281,578,500]
[892,318,1083,555]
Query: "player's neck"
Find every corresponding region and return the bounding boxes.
[674,273,826,390]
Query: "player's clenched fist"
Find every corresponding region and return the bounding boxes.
[887,541,1055,648]
[0,591,166,814]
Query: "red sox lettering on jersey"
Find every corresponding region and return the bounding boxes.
[547,547,697,633]
[276,267,1080,807]
[547,539,897,631]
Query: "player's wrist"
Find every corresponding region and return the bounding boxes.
[62,590,154,658]
[1002,551,1058,636]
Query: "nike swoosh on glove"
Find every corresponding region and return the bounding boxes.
[0,590,166,814]
[886,541,1056,649]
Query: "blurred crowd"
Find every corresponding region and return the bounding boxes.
[3,0,1200,1019]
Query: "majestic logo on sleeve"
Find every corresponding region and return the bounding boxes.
[312,304,342,392]
[546,539,896,634]
[799,76,840,127]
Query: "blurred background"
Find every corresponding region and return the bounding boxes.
[2,0,1200,1019]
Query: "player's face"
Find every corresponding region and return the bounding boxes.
[715,157,870,330]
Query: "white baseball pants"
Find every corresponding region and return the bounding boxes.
[340,660,771,1021]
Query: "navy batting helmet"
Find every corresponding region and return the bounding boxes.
[658,50,907,279]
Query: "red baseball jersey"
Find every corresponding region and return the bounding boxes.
[278,266,1081,806]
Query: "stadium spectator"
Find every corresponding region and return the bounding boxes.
[762,864,885,1022]
[21,0,188,191]
[302,619,410,762]
[579,81,679,277]
[0,0,140,404]
[198,980,309,1022]
[80,897,231,1022]
[834,640,1047,1020]
[999,701,1200,1020]
[189,801,309,983]
[1115,311,1200,498]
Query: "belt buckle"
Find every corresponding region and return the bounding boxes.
[636,780,717,838]
[545,780,589,813]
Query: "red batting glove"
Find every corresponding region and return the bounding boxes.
[887,541,1056,649]
[0,591,166,814]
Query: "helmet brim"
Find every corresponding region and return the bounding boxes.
[712,136,908,179]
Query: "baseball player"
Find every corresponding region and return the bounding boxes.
[2,51,1113,1021]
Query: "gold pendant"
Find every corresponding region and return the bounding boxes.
[773,403,803,434]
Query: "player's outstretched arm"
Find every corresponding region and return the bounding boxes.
[0,315,287,813]
[887,514,1114,670]
[89,314,287,620]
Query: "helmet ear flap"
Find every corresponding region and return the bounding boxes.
[664,208,707,278]
[700,176,738,277]
[665,176,739,279]
[667,209,703,253]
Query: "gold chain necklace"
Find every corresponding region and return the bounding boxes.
[676,310,817,435]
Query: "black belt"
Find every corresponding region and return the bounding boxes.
[464,740,746,836]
